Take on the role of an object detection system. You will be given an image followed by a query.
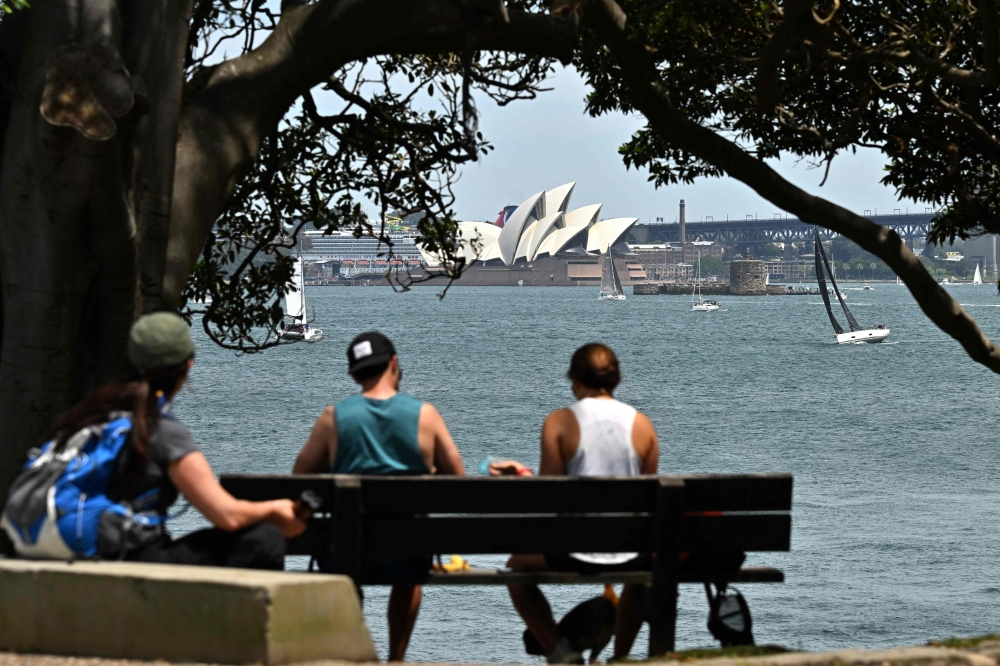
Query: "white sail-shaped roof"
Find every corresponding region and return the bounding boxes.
[587,217,639,254]
[284,257,305,320]
[458,222,502,263]
[543,183,575,217]
[526,212,564,261]
[542,224,590,257]
[498,191,544,265]
[563,203,602,229]
[515,219,540,261]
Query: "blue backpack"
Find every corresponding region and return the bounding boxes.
[1,414,165,560]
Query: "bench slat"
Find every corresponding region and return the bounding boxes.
[355,514,790,564]
[220,473,793,513]
[420,566,784,586]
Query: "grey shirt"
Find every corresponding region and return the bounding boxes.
[108,416,201,514]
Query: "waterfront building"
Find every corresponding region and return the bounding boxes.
[761,258,817,281]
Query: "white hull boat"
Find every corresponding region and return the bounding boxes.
[691,251,720,311]
[691,301,721,312]
[814,229,889,344]
[836,327,890,344]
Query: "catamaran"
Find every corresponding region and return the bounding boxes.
[814,229,889,343]
[599,253,626,300]
[691,251,720,311]
[277,255,324,342]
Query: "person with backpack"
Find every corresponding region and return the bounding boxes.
[2,312,305,568]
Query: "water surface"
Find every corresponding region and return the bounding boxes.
[173,283,1000,662]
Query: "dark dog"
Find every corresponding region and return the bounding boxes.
[523,585,618,662]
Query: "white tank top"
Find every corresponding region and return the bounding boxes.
[565,398,641,477]
[565,398,642,565]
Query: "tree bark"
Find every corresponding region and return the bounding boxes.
[583,0,1000,374]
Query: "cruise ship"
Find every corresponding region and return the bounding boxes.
[302,229,423,278]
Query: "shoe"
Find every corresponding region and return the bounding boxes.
[547,637,583,664]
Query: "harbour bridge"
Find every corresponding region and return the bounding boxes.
[626,212,934,246]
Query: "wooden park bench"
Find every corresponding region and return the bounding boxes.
[221,473,792,657]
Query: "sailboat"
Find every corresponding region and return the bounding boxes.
[814,230,888,343]
[691,251,720,311]
[599,253,626,300]
[974,264,983,285]
[277,256,324,342]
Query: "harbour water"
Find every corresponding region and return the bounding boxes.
[174,284,1000,663]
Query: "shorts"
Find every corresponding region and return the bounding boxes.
[316,553,432,585]
[544,552,651,575]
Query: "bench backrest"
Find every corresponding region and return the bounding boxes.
[221,474,792,568]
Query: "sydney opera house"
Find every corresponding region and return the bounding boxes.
[420,183,646,286]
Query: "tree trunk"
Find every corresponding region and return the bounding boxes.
[0,1,137,494]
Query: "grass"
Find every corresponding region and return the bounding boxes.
[927,634,1000,649]
[613,644,791,663]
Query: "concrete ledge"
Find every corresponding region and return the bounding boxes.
[0,560,377,664]
[653,647,999,666]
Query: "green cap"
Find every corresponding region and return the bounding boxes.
[128,312,194,371]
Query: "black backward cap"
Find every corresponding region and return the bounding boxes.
[347,331,395,375]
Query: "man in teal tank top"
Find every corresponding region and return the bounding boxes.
[293,331,464,661]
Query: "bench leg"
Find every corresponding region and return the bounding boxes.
[648,477,683,658]
[647,579,679,656]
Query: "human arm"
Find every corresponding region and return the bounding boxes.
[539,409,577,475]
[488,460,533,476]
[293,406,336,473]
[633,413,660,475]
[420,403,464,476]
[169,452,306,537]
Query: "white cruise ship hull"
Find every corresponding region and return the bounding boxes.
[836,328,890,344]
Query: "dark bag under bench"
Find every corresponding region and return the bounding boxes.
[221,473,792,656]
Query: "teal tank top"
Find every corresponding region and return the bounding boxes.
[332,393,429,475]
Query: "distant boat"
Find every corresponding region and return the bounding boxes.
[691,251,720,311]
[277,256,324,342]
[862,284,873,291]
[814,230,889,344]
[974,264,983,285]
[896,276,903,285]
[599,253,626,300]
[765,273,770,286]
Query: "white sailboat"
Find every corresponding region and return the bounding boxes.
[599,253,626,300]
[814,230,889,343]
[277,256,324,342]
[691,251,720,311]
[974,264,983,285]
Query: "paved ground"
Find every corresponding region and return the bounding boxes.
[3,640,1000,666]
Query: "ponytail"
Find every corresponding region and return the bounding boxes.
[46,361,189,481]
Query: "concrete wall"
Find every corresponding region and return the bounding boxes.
[0,560,377,665]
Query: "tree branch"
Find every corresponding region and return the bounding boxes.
[583,0,1000,374]
[164,0,577,306]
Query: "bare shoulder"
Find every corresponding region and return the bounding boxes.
[544,407,576,428]
[419,402,446,429]
[319,405,335,430]
[634,411,656,433]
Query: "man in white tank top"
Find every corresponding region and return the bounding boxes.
[491,343,659,663]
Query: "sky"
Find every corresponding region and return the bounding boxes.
[451,65,924,224]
